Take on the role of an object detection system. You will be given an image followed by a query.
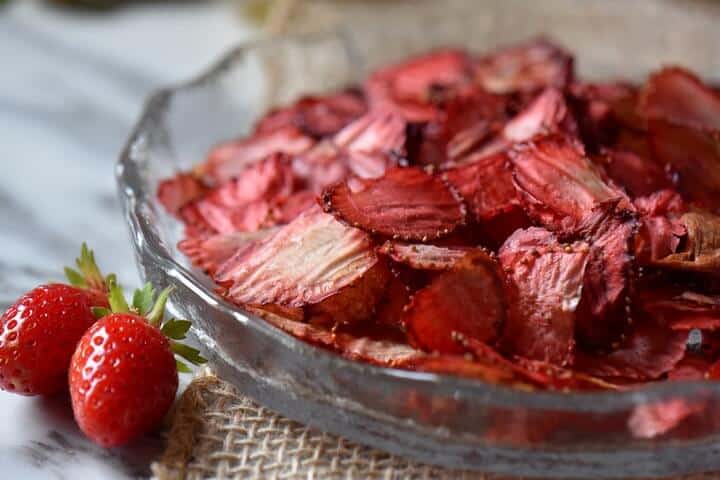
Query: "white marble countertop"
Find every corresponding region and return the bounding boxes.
[0,2,256,477]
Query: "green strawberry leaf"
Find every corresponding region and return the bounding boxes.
[171,341,207,366]
[132,283,155,316]
[176,360,193,373]
[64,267,87,289]
[74,243,106,292]
[91,306,111,319]
[147,286,172,328]
[161,318,192,340]
[108,283,130,314]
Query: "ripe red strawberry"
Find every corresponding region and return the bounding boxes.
[69,283,205,447]
[0,244,110,396]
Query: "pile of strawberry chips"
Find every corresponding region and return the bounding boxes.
[159,39,720,393]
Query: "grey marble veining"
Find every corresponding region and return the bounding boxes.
[0,1,255,477]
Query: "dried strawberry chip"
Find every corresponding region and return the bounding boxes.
[646,119,720,211]
[641,67,720,129]
[575,319,687,380]
[254,89,366,138]
[366,49,471,121]
[499,227,590,366]
[398,355,517,384]
[216,205,378,307]
[640,68,720,210]
[322,167,466,241]
[200,126,314,184]
[574,209,638,348]
[655,211,720,275]
[596,149,672,198]
[378,241,470,271]
[473,38,573,94]
[374,274,412,330]
[634,190,687,265]
[453,88,577,163]
[178,228,277,275]
[307,260,390,326]
[403,250,505,355]
[509,134,630,233]
[641,291,720,331]
[668,356,713,381]
[251,307,423,367]
[502,88,577,144]
[443,152,521,222]
[179,153,299,234]
[269,190,317,225]
[568,81,641,150]
[157,173,209,216]
[334,110,407,158]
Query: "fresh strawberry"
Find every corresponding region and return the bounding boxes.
[69,282,206,447]
[0,244,110,396]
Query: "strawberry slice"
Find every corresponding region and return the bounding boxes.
[378,241,470,271]
[499,227,590,366]
[634,190,687,265]
[595,148,672,198]
[374,273,412,329]
[398,355,518,384]
[157,173,209,216]
[215,205,378,307]
[575,210,638,348]
[200,125,314,184]
[250,307,423,366]
[403,250,506,354]
[502,88,576,144]
[641,291,720,331]
[322,167,466,241]
[640,68,720,210]
[509,135,630,233]
[254,89,366,138]
[473,38,573,94]
[179,153,299,235]
[366,49,472,121]
[574,319,686,380]
[443,152,521,221]
[178,228,277,275]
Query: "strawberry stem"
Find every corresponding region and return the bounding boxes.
[108,283,130,314]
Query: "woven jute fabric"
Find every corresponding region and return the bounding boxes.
[151,370,487,480]
[152,370,720,480]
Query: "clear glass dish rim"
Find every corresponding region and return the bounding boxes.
[116,30,720,414]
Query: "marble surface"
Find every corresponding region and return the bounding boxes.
[0,1,256,477]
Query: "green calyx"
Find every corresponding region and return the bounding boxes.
[98,281,207,373]
[64,243,113,292]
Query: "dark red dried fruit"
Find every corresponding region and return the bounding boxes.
[403,251,506,355]
[200,126,314,184]
[574,209,638,348]
[641,68,720,211]
[510,135,630,233]
[595,149,671,198]
[575,319,686,380]
[366,49,471,121]
[443,152,522,222]
[473,38,573,94]
[254,89,367,138]
[654,211,720,275]
[499,227,590,366]
[322,167,466,241]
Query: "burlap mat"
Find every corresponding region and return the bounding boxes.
[151,370,720,480]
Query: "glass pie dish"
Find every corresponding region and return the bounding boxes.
[117,3,720,477]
